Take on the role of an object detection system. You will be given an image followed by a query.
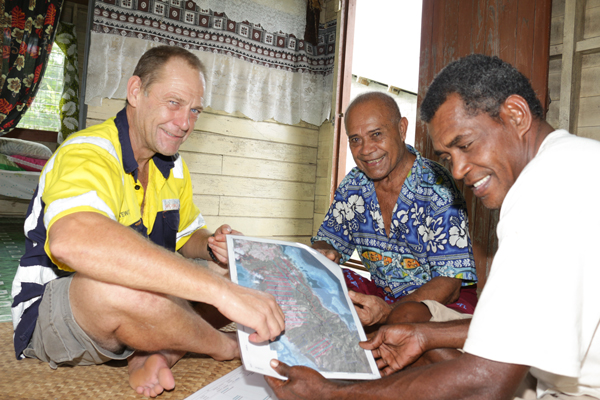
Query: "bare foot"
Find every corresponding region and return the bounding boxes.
[127,351,184,397]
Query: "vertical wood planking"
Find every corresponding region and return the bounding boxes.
[515,0,536,78]
[559,0,577,130]
[443,0,461,68]
[331,0,356,198]
[559,0,584,132]
[426,0,449,159]
[457,0,475,57]
[499,0,519,65]
[485,0,499,55]
[415,0,435,155]
[473,0,488,54]
[530,0,553,116]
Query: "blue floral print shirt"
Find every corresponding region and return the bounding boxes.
[312,145,477,299]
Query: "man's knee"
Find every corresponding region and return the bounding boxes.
[69,273,189,341]
[26,275,134,367]
[387,301,433,324]
[71,273,179,315]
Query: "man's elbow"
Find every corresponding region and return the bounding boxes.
[48,214,88,266]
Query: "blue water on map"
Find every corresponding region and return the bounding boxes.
[281,246,356,332]
[271,335,319,369]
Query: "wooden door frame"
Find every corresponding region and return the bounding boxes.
[330,0,356,202]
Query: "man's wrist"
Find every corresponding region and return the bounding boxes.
[378,301,394,324]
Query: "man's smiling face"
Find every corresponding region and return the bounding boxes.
[346,99,409,182]
[130,57,204,159]
[428,94,525,210]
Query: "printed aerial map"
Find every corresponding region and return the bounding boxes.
[231,237,373,375]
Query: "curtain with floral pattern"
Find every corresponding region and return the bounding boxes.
[0,0,64,134]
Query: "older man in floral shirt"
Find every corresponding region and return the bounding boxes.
[312,92,477,327]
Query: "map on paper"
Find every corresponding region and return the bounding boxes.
[227,235,380,380]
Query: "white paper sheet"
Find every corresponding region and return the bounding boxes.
[184,366,277,400]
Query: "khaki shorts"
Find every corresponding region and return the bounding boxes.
[23,274,134,369]
[422,299,474,322]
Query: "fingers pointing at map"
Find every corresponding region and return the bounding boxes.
[217,281,285,343]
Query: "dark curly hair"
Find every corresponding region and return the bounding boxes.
[420,54,543,123]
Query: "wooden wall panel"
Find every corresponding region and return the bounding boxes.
[203,216,314,238]
[313,120,334,235]
[472,0,488,54]
[530,1,552,105]
[180,134,317,164]
[87,98,319,243]
[546,1,600,142]
[583,5,600,40]
[417,0,552,289]
[222,157,316,183]
[515,1,533,69]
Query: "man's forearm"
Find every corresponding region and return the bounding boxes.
[316,354,527,400]
[398,276,461,305]
[178,228,212,260]
[419,319,471,350]
[49,212,226,304]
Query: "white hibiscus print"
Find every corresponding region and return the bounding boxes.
[392,209,410,236]
[330,195,366,235]
[410,203,424,226]
[397,209,409,224]
[346,194,365,221]
[332,202,347,225]
[418,216,448,253]
[370,209,385,235]
[448,216,469,248]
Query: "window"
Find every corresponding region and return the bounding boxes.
[16,48,65,132]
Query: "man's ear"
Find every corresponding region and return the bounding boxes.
[398,117,409,142]
[126,76,143,108]
[503,94,532,139]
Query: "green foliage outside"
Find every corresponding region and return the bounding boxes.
[16,48,65,131]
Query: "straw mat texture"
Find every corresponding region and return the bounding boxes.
[0,321,243,399]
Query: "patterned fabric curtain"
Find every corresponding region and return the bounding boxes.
[87,0,335,126]
[0,0,64,134]
[55,21,79,143]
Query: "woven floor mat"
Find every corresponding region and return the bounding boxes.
[0,322,242,399]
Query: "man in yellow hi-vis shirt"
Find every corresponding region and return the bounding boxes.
[11,46,285,398]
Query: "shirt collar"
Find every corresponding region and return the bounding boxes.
[115,108,177,181]
[405,143,437,188]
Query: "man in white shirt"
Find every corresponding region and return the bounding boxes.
[265,54,600,400]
